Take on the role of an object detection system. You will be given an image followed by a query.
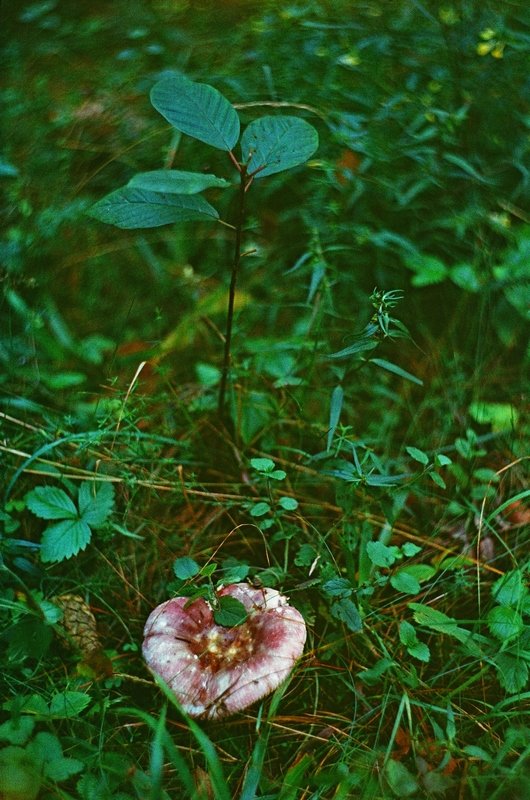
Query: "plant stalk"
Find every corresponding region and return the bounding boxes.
[218,167,247,418]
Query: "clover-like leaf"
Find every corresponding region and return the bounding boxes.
[78,481,114,528]
[25,487,77,520]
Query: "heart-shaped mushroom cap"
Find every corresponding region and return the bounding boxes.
[142,583,306,719]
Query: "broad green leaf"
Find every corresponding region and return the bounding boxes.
[48,692,91,718]
[399,622,430,663]
[390,570,421,595]
[469,401,518,431]
[78,481,114,527]
[357,657,395,685]
[250,457,276,472]
[322,578,352,598]
[400,564,436,583]
[405,446,429,465]
[330,598,363,632]
[366,541,399,568]
[0,716,35,745]
[213,596,248,627]
[370,358,423,386]
[492,570,526,608]
[487,606,524,640]
[384,759,419,797]
[173,556,200,580]
[494,653,529,694]
[40,519,91,563]
[401,542,422,557]
[250,501,271,517]
[326,385,344,452]
[128,169,230,195]
[278,496,298,511]
[241,116,318,178]
[150,76,240,151]
[25,487,77,520]
[89,187,219,229]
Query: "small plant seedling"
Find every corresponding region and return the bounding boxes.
[89,75,319,418]
[25,481,115,563]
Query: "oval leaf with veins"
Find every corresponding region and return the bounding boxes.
[142,583,306,719]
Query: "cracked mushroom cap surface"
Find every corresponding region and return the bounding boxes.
[142,583,307,719]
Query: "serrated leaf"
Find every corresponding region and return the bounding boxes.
[78,481,114,527]
[89,187,219,229]
[48,692,91,718]
[0,716,35,745]
[405,446,429,465]
[407,640,431,662]
[330,598,362,632]
[173,556,200,580]
[151,76,240,151]
[25,487,77,520]
[366,541,399,568]
[492,570,526,607]
[40,519,92,563]
[487,606,524,640]
[391,570,421,595]
[128,169,230,194]
[45,756,85,782]
[494,652,529,693]
[322,578,352,598]
[370,358,423,386]
[241,115,318,178]
[213,596,248,627]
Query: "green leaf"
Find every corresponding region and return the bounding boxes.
[241,116,318,178]
[213,596,248,627]
[40,519,92,563]
[384,759,419,797]
[48,692,91,719]
[269,470,287,481]
[150,76,240,151]
[401,542,422,557]
[78,481,114,527]
[330,598,362,632]
[25,487,77,521]
[366,541,399,568]
[250,457,276,472]
[328,338,378,359]
[468,401,518,431]
[278,496,298,511]
[173,556,200,580]
[128,169,230,195]
[435,454,452,467]
[429,470,447,489]
[399,564,436,583]
[487,606,524,640]
[494,652,529,694]
[399,621,430,662]
[326,385,344,452]
[405,446,429,466]
[370,358,423,386]
[250,502,271,517]
[390,570,421,595]
[492,570,527,608]
[409,602,484,657]
[89,187,219,229]
[0,716,35,745]
[322,578,352,598]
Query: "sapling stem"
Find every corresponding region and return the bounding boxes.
[218,165,248,418]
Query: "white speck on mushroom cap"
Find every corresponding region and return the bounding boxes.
[142,582,306,719]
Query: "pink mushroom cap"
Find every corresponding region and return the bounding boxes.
[142,582,307,719]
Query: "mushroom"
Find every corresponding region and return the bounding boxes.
[142,582,306,719]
